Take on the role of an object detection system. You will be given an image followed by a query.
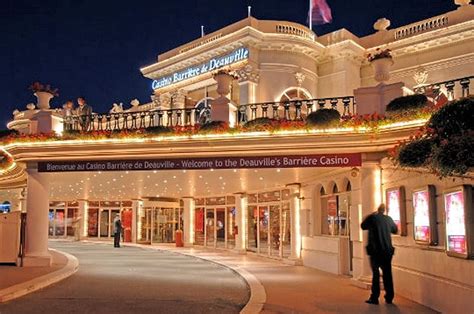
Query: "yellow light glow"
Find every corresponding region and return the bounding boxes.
[373,167,382,206]
[83,201,89,237]
[0,118,428,153]
[294,194,302,259]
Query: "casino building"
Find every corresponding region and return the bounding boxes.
[1,2,473,312]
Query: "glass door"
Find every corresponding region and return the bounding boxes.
[270,205,281,258]
[247,205,258,252]
[282,202,291,258]
[227,207,236,249]
[99,209,110,238]
[139,208,152,243]
[195,208,205,245]
[48,209,55,236]
[55,209,66,236]
[216,208,226,248]
[258,206,269,255]
[110,209,120,237]
[88,207,99,237]
[67,208,79,236]
[206,208,215,247]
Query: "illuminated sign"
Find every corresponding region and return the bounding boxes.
[413,185,437,245]
[444,188,470,257]
[38,153,362,172]
[386,186,407,236]
[152,47,249,89]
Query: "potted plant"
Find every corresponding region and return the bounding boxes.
[367,48,393,83]
[29,82,59,110]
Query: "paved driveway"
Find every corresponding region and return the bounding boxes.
[0,241,250,314]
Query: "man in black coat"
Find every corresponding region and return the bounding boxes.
[113,214,123,248]
[361,203,398,305]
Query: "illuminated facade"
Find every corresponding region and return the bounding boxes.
[1,2,473,312]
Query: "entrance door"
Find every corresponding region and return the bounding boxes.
[216,208,226,248]
[281,202,291,258]
[110,209,120,237]
[247,205,258,252]
[258,206,269,255]
[206,208,215,247]
[139,208,152,243]
[270,205,281,258]
[99,210,109,238]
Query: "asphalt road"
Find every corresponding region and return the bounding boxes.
[0,241,250,314]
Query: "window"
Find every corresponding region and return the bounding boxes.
[321,184,350,236]
[195,97,212,124]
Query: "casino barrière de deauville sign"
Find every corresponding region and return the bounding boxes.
[38,154,361,172]
[151,47,249,89]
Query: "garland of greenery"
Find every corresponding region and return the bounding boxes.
[391,96,473,177]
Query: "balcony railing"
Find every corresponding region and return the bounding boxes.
[63,96,355,133]
[64,108,201,132]
[236,96,355,124]
[414,76,472,101]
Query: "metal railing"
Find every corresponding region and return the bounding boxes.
[414,76,472,101]
[236,96,355,124]
[64,108,201,132]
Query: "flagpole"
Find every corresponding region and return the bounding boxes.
[309,0,313,30]
[201,25,204,37]
[248,6,251,18]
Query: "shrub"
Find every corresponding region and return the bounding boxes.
[145,126,173,135]
[0,129,19,139]
[397,138,433,168]
[198,121,229,133]
[386,94,428,113]
[306,109,341,127]
[427,96,474,140]
[243,117,276,132]
[432,135,474,177]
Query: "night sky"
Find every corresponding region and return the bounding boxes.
[1,0,459,128]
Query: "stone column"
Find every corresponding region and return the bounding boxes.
[173,89,187,110]
[238,64,259,123]
[131,199,142,243]
[159,92,171,110]
[234,193,247,254]
[23,166,51,267]
[353,160,382,285]
[182,197,195,246]
[287,183,303,264]
[78,200,88,239]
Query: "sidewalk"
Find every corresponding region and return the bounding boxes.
[0,249,78,303]
[119,242,436,314]
[0,240,436,313]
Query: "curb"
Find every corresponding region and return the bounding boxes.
[161,249,266,314]
[0,249,79,303]
[84,241,266,314]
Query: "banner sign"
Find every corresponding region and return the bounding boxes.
[151,47,249,89]
[38,153,361,172]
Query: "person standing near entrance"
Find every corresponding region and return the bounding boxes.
[361,203,398,305]
[113,214,123,248]
[72,214,82,241]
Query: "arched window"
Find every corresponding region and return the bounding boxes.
[320,186,326,196]
[195,97,213,124]
[278,87,312,120]
[346,181,352,192]
[279,87,312,103]
[332,184,339,194]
